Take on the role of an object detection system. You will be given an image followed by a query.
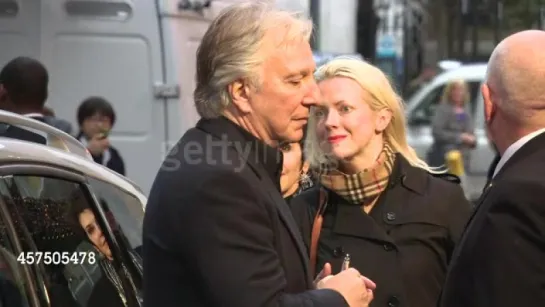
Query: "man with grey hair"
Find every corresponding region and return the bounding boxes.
[439,30,545,307]
[143,2,375,307]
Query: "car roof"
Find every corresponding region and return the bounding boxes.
[405,63,488,114]
[433,63,488,84]
[0,137,147,206]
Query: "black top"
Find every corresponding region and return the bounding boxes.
[292,155,472,307]
[76,132,126,176]
[142,116,347,307]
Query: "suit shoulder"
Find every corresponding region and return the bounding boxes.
[492,178,545,204]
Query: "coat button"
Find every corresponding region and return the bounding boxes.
[387,295,400,307]
[333,246,345,258]
[386,212,396,221]
[383,243,395,251]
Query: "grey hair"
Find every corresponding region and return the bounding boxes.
[193,1,313,118]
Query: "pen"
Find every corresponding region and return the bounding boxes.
[341,253,350,271]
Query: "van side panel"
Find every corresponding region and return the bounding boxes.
[160,0,247,150]
[0,1,40,68]
[41,0,167,195]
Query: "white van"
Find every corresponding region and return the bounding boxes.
[404,63,495,197]
[0,0,246,195]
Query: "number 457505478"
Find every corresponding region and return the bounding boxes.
[17,251,96,265]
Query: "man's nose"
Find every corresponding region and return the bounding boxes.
[302,80,320,107]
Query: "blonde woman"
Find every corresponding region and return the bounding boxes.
[427,80,476,169]
[292,58,472,307]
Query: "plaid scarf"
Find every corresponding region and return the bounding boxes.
[317,144,396,205]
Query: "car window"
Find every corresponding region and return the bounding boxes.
[0,175,138,307]
[409,84,446,125]
[466,81,482,115]
[87,177,143,253]
[409,80,482,125]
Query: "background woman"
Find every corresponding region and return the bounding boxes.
[280,129,313,202]
[427,80,476,169]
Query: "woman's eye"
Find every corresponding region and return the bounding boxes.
[339,105,352,113]
[280,143,292,152]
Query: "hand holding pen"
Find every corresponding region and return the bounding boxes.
[341,254,351,271]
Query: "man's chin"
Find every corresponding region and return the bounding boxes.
[280,129,304,143]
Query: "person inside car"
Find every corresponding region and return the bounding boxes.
[68,193,141,306]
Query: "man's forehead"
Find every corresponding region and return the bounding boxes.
[267,42,315,74]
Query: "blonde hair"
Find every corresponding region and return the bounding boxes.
[441,79,470,105]
[194,1,313,118]
[306,57,440,173]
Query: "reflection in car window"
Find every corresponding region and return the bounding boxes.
[86,177,144,304]
[87,177,143,252]
[0,175,135,306]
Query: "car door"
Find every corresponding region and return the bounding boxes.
[0,162,142,306]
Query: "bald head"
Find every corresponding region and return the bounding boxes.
[487,30,545,122]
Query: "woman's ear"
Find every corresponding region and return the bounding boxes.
[301,161,310,174]
[375,108,393,133]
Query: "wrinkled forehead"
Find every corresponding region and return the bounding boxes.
[260,26,314,69]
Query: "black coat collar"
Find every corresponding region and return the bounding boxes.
[196,116,283,190]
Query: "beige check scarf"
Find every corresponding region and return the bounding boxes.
[317,144,396,205]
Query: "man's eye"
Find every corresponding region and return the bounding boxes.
[314,108,326,117]
[289,80,301,86]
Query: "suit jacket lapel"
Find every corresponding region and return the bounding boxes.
[256,165,311,283]
[197,118,311,285]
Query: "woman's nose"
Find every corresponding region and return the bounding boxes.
[324,109,340,128]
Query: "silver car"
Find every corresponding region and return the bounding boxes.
[405,64,496,199]
[0,111,145,306]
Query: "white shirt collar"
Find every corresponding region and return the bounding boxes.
[493,127,545,178]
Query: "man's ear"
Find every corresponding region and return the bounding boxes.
[0,84,7,102]
[375,108,393,133]
[228,80,252,114]
[482,83,496,123]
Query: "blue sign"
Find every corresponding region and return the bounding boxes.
[376,35,396,58]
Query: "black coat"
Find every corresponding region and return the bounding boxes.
[142,117,346,307]
[439,132,545,307]
[0,115,47,145]
[291,155,472,307]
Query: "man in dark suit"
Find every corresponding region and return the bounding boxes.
[439,30,545,307]
[0,56,52,144]
[143,3,375,307]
